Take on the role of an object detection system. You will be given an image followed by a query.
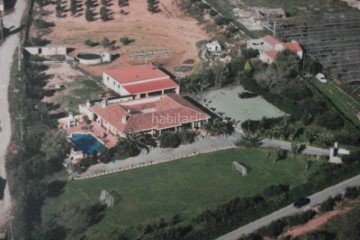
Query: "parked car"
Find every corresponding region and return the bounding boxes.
[293,197,311,208]
[316,73,327,83]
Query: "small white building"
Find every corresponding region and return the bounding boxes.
[24,45,67,56]
[247,35,303,64]
[206,41,222,52]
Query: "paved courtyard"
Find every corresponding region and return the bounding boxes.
[196,86,285,123]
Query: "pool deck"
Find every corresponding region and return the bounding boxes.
[65,122,117,148]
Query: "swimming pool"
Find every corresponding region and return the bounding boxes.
[69,133,103,155]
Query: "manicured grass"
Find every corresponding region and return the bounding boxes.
[309,78,360,127]
[42,149,320,238]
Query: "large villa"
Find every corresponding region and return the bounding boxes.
[79,93,211,138]
[62,64,211,149]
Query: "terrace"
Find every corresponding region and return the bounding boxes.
[64,121,117,149]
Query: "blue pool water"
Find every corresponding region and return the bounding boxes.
[70,133,103,155]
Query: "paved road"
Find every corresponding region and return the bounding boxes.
[261,139,330,156]
[216,174,360,240]
[0,0,27,227]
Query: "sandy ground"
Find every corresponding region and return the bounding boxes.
[282,210,341,238]
[0,0,27,227]
[34,0,211,76]
[196,86,285,123]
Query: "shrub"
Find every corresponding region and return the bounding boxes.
[159,132,182,148]
[214,15,229,25]
[344,187,360,199]
[34,19,55,29]
[209,8,217,16]
[100,6,109,21]
[319,197,336,213]
[120,36,135,45]
[316,111,344,130]
[178,130,197,144]
[238,92,258,99]
[85,7,94,21]
[84,39,98,47]
[286,210,316,227]
[281,85,312,101]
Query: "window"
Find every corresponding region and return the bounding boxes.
[113,81,115,86]
[118,84,120,89]
[107,76,109,81]
[140,93,146,98]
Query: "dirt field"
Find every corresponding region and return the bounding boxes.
[34,0,211,76]
[41,62,112,114]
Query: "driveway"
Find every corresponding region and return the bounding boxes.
[0,0,27,227]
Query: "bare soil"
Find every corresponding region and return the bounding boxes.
[33,0,211,76]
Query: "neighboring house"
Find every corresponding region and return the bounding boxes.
[24,45,68,56]
[0,0,4,13]
[103,64,179,99]
[206,41,222,52]
[247,35,303,64]
[79,93,211,137]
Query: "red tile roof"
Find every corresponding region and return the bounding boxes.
[264,50,278,60]
[89,94,210,134]
[262,35,283,47]
[283,42,302,53]
[105,64,171,84]
[122,78,178,95]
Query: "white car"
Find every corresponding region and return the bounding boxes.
[316,73,327,83]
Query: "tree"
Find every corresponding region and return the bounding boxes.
[316,111,344,130]
[159,132,182,148]
[254,66,280,88]
[40,130,70,171]
[305,128,318,144]
[316,132,334,147]
[100,37,111,48]
[70,0,77,16]
[85,7,94,21]
[116,133,150,157]
[274,49,300,79]
[118,0,129,7]
[99,148,111,163]
[120,36,135,45]
[266,148,287,165]
[235,133,262,148]
[100,6,109,21]
[202,118,233,136]
[212,60,230,87]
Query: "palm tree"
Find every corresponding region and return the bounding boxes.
[202,119,228,136]
[305,128,318,144]
[116,133,150,157]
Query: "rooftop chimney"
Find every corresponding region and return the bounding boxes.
[86,100,91,108]
[101,98,107,108]
[121,115,129,124]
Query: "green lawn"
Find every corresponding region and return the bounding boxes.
[309,78,360,127]
[42,149,320,238]
[59,79,104,113]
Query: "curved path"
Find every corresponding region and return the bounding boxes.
[0,0,26,227]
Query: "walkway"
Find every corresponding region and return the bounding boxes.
[261,139,330,156]
[72,133,238,179]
